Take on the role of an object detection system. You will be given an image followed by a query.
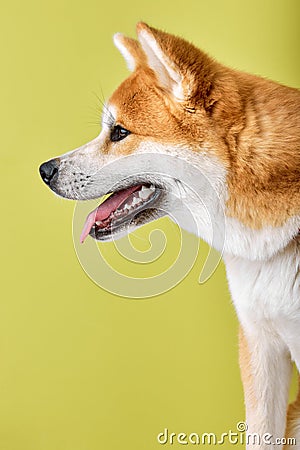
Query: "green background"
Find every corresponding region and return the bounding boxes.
[1,1,299,449]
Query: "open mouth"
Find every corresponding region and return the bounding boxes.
[80,184,161,243]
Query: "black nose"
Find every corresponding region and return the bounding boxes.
[39,159,59,185]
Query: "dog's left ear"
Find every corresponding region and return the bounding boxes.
[114,33,146,71]
[136,22,220,109]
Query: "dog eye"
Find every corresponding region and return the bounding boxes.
[110,125,130,142]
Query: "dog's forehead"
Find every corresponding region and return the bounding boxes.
[107,71,183,138]
[109,71,163,115]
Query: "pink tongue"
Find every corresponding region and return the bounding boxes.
[80,185,142,243]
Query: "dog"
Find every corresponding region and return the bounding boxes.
[40,23,300,449]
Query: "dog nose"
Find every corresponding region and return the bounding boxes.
[39,159,59,185]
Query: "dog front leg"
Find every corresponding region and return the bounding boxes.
[239,325,292,450]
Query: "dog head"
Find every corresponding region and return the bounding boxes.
[40,23,300,259]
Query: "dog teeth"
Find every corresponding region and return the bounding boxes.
[139,188,153,200]
[139,185,156,200]
[132,196,142,206]
[110,186,157,220]
[95,221,101,225]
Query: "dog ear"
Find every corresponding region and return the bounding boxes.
[113,33,146,72]
[136,22,220,109]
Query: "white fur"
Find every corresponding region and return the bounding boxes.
[224,242,300,449]
[113,33,137,72]
[51,101,300,450]
[225,241,300,368]
[137,28,185,102]
[102,103,116,129]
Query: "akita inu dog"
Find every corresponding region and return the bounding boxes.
[39,23,300,449]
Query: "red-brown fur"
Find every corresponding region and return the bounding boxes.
[111,23,300,229]
[110,24,300,441]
